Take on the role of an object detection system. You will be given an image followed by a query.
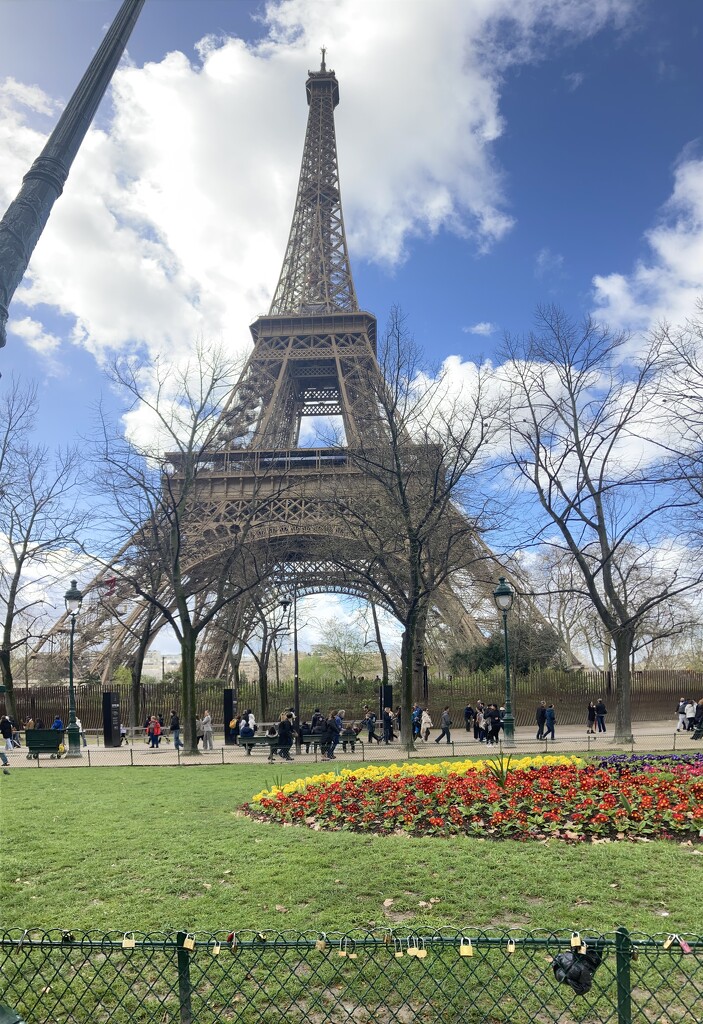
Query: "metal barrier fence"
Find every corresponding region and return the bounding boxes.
[1,928,700,1023]
[5,729,701,769]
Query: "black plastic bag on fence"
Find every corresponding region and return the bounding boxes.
[552,947,603,996]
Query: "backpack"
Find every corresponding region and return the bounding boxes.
[552,948,603,996]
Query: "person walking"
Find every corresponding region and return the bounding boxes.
[473,701,485,740]
[412,704,422,738]
[202,710,214,750]
[420,707,432,741]
[475,705,486,742]
[463,704,475,732]
[75,717,88,748]
[195,717,205,747]
[587,702,597,734]
[595,698,608,733]
[0,716,13,751]
[693,699,703,740]
[676,698,688,732]
[276,712,294,761]
[147,716,161,748]
[435,707,452,744]
[322,709,341,760]
[685,699,696,731]
[169,710,183,750]
[363,707,381,744]
[485,704,501,746]
[544,704,556,741]
[535,701,547,740]
[382,707,394,744]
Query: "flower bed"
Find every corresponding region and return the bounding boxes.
[245,756,703,842]
[595,752,703,773]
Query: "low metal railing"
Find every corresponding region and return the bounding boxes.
[1,927,700,1022]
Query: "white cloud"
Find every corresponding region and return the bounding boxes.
[0,0,635,372]
[563,71,585,91]
[463,321,497,335]
[9,315,64,376]
[9,315,61,355]
[534,246,565,278]
[592,154,703,332]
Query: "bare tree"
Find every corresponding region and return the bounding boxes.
[655,302,703,538]
[335,307,501,750]
[502,306,702,741]
[0,377,88,719]
[91,343,278,753]
[317,617,376,684]
[360,602,390,685]
[242,596,289,720]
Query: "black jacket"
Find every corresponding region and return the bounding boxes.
[536,706,547,726]
[277,719,293,745]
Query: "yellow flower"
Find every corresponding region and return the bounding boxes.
[249,754,584,804]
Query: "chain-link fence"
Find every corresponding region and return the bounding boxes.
[1,928,700,1023]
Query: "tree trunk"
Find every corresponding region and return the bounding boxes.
[228,641,243,710]
[258,665,269,721]
[411,604,428,703]
[400,617,417,753]
[129,663,142,737]
[0,647,17,720]
[181,626,199,754]
[613,628,634,743]
[370,603,389,685]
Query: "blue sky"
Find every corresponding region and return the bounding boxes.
[1,0,702,655]
[1,0,701,440]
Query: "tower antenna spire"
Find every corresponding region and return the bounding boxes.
[268,56,357,315]
[0,0,145,348]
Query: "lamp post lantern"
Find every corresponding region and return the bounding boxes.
[493,576,515,748]
[64,579,84,758]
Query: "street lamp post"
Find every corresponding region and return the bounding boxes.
[280,590,300,752]
[493,577,515,748]
[64,579,84,758]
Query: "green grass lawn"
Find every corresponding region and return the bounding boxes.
[2,759,701,936]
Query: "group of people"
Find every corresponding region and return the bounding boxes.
[459,702,507,744]
[143,710,214,750]
[676,697,703,733]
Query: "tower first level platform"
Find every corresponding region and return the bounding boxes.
[219,310,380,450]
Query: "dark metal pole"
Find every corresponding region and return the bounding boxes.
[501,609,515,747]
[0,0,145,347]
[66,614,82,757]
[293,588,301,752]
[615,926,633,1024]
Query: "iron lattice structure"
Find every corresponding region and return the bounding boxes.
[269,55,358,317]
[42,57,510,682]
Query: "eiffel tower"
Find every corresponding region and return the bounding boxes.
[40,53,505,688]
[182,53,503,680]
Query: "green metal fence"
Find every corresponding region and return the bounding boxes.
[1,928,700,1023]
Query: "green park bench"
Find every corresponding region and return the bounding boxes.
[25,729,63,760]
[339,729,364,754]
[239,734,279,760]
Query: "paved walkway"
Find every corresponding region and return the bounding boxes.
[4,721,700,769]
